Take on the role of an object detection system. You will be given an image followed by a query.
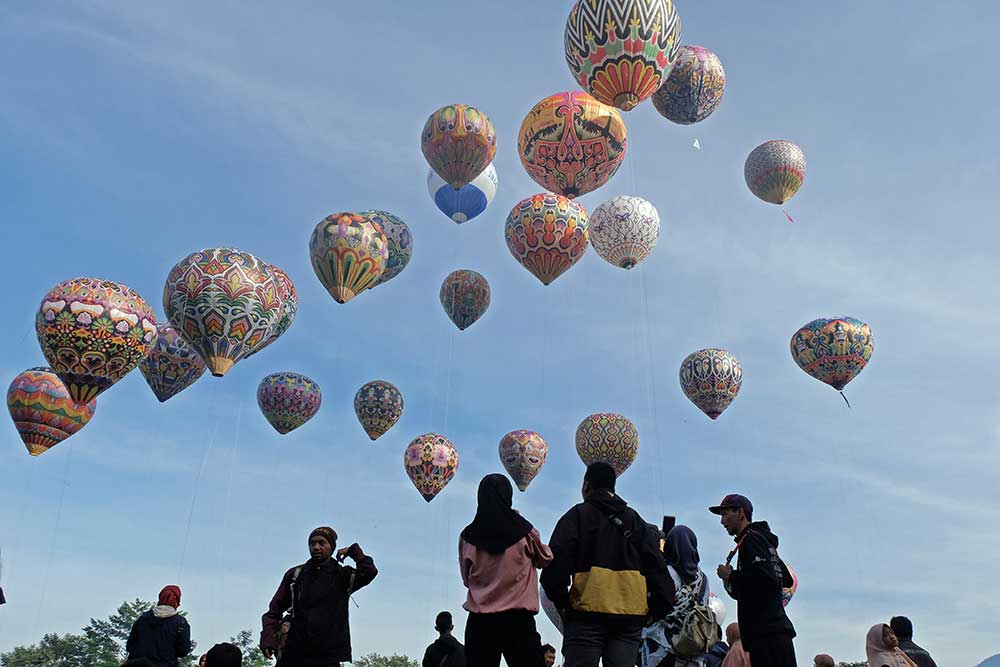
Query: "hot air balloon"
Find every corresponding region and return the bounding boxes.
[745,140,807,205]
[782,563,798,607]
[404,433,459,502]
[651,45,726,125]
[564,0,682,111]
[361,210,412,286]
[354,380,404,441]
[440,270,490,331]
[309,213,389,304]
[7,367,96,456]
[164,249,287,376]
[421,104,497,190]
[540,584,564,635]
[256,372,322,435]
[708,593,726,626]
[505,194,589,285]
[499,430,548,492]
[790,317,873,395]
[575,413,639,476]
[427,163,498,223]
[518,91,627,198]
[678,348,742,420]
[37,277,157,403]
[247,264,298,358]
[588,196,661,269]
[139,323,207,402]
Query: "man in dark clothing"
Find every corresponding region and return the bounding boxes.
[889,616,938,667]
[711,494,796,667]
[260,526,378,667]
[125,585,193,667]
[422,611,467,667]
[541,463,674,667]
[204,643,243,667]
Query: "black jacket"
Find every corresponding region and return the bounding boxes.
[422,636,467,667]
[125,609,192,667]
[899,639,938,667]
[541,491,674,623]
[723,522,795,650]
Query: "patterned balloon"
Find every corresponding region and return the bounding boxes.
[256,372,322,435]
[309,212,389,304]
[361,210,413,286]
[651,45,726,125]
[354,380,404,441]
[564,0,683,111]
[505,194,590,286]
[588,196,661,269]
[540,584,564,635]
[782,563,798,607]
[421,104,497,190]
[499,430,548,492]
[164,248,286,377]
[404,433,459,502]
[427,163,498,223]
[518,91,627,198]
[7,367,96,456]
[575,413,639,476]
[139,323,207,402]
[744,140,807,205]
[440,270,491,331]
[37,277,158,403]
[246,264,298,358]
[790,317,873,391]
[678,348,742,420]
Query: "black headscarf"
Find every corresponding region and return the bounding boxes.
[460,474,533,555]
[664,525,701,584]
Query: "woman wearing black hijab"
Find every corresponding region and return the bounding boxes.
[459,474,554,667]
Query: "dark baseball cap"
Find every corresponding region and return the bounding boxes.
[709,494,753,518]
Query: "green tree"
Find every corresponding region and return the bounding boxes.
[353,653,419,667]
[82,598,153,666]
[837,662,868,667]
[228,630,271,667]
[0,633,90,667]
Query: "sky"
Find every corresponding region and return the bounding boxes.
[1,1,998,665]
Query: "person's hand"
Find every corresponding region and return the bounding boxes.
[336,547,351,562]
[717,564,733,581]
[261,647,274,659]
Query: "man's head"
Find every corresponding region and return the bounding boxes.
[204,642,242,667]
[308,526,337,562]
[542,644,556,667]
[582,462,616,499]
[709,494,753,536]
[813,654,835,667]
[157,585,182,609]
[889,616,913,640]
[435,611,453,635]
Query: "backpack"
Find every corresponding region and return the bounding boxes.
[666,567,720,657]
[274,566,302,661]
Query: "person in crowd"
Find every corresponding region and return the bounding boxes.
[866,623,917,667]
[711,495,796,667]
[542,645,557,667]
[125,585,192,667]
[889,616,938,667]
[203,643,243,667]
[704,632,728,667]
[423,611,467,667]
[541,463,673,667]
[812,655,834,667]
[260,526,378,666]
[460,474,553,667]
[720,624,748,667]
[199,654,207,667]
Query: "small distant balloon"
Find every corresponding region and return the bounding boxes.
[575,413,639,476]
[7,368,96,456]
[505,194,589,285]
[499,430,548,492]
[745,140,806,205]
[588,196,661,270]
[790,317,873,392]
[440,270,491,331]
[256,372,322,435]
[678,349,742,420]
[354,380,404,441]
[139,323,207,402]
[692,138,701,151]
[421,104,497,190]
[361,210,413,286]
[309,212,389,304]
[651,45,726,125]
[708,593,727,626]
[427,163,497,224]
[404,433,459,502]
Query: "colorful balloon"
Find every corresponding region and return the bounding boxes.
[575,413,639,476]
[7,367,96,456]
[139,323,207,402]
[790,317,873,391]
[505,194,590,285]
[564,0,682,111]
[427,163,498,223]
[744,140,807,205]
[361,210,413,286]
[498,430,548,492]
[440,270,491,331]
[651,45,726,125]
[37,277,157,403]
[588,196,661,269]
[782,563,798,607]
[256,372,322,435]
[540,584,564,635]
[164,248,286,376]
[404,433,459,502]
[421,104,497,190]
[247,264,298,358]
[518,91,627,198]
[309,212,389,304]
[354,380,404,441]
[678,348,742,420]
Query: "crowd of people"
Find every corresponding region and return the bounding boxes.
[118,463,939,667]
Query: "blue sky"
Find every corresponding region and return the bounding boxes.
[1,1,998,664]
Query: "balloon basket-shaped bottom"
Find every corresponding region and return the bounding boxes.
[206,356,235,377]
[613,92,640,112]
[329,286,357,304]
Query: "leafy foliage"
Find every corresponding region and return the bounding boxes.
[353,654,420,667]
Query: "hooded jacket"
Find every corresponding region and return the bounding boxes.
[898,639,938,667]
[125,607,192,667]
[422,635,467,667]
[723,522,795,650]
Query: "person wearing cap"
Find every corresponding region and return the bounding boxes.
[125,585,193,667]
[889,616,938,667]
[709,495,796,667]
[541,462,674,667]
[260,526,378,666]
[422,611,467,667]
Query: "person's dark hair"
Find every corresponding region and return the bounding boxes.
[584,462,616,491]
[542,644,556,653]
[121,660,156,667]
[204,642,243,667]
[435,611,453,632]
[889,616,913,640]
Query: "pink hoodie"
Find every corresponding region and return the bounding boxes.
[460,528,553,614]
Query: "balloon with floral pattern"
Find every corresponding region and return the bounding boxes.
[505,194,590,285]
[575,412,639,476]
[499,430,548,492]
[139,323,207,402]
[678,348,742,420]
[247,264,298,358]
[361,210,413,286]
[588,195,661,269]
[404,433,459,502]
[309,212,389,304]
[651,45,726,125]
[256,372,322,435]
[745,140,807,205]
[790,317,873,392]
[421,104,497,190]
[354,380,404,441]
[7,367,96,456]
[440,270,491,331]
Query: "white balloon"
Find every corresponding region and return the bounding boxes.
[708,592,726,626]
[427,163,498,223]
[588,195,660,269]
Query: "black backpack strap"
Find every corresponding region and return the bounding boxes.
[289,566,303,618]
